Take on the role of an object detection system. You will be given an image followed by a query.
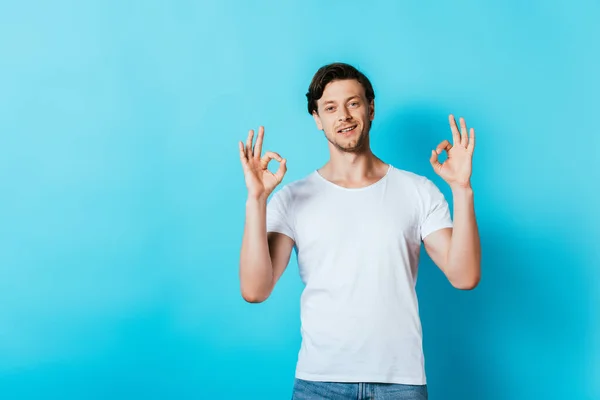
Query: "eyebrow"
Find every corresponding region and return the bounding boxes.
[322,96,360,105]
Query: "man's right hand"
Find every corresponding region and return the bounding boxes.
[239,126,287,200]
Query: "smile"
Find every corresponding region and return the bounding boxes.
[338,125,358,134]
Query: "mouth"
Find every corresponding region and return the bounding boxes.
[337,124,358,135]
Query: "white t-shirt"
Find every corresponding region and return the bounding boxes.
[266,164,453,385]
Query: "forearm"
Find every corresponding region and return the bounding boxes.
[239,196,274,301]
[446,186,481,289]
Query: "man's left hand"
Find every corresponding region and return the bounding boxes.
[430,114,476,189]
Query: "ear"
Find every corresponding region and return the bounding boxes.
[369,100,375,121]
[312,110,323,130]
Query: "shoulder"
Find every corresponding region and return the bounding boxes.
[387,165,441,193]
[268,171,319,205]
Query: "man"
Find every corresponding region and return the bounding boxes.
[238,62,481,399]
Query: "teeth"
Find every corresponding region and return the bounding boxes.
[341,126,355,133]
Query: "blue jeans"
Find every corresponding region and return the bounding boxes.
[292,378,428,400]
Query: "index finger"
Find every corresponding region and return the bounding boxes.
[435,139,452,154]
[261,151,283,167]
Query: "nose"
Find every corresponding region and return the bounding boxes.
[338,106,351,121]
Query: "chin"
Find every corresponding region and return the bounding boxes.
[324,125,369,151]
[334,136,366,153]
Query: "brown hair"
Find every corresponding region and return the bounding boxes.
[306,62,375,115]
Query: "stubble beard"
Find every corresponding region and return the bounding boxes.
[326,122,370,153]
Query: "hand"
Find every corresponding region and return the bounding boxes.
[239,126,287,200]
[430,115,476,189]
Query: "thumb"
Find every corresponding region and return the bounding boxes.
[274,158,287,182]
[429,149,442,173]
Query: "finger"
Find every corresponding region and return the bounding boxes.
[467,127,475,152]
[449,114,460,145]
[253,126,264,159]
[239,141,249,169]
[430,149,442,172]
[260,151,283,168]
[459,117,468,147]
[246,129,254,158]
[274,158,287,182]
[435,139,452,155]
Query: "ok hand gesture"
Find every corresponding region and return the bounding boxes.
[239,126,287,200]
[430,115,476,189]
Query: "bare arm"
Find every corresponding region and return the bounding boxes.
[240,196,294,303]
[423,187,481,289]
[238,126,292,303]
[426,114,481,290]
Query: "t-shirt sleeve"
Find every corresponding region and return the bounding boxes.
[420,178,453,240]
[266,187,296,241]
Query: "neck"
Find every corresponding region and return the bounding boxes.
[318,144,388,187]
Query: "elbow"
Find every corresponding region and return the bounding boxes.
[446,255,481,290]
[453,279,479,290]
[239,266,273,303]
[240,288,270,303]
[451,274,480,290]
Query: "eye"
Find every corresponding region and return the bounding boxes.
[325,106,335,112]
[349,101,359,107]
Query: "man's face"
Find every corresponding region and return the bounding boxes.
[312,79,375,153]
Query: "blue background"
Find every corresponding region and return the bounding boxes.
[1,1,598,399]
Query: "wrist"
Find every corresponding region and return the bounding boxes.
[450,182,473,194]
[246,194,268,207]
